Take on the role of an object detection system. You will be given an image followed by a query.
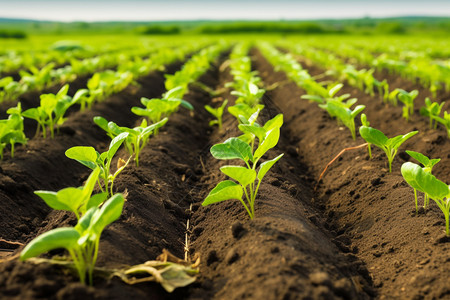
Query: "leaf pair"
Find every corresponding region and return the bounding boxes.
[205,99,228,131]
[65,132,129,196]
[203,114,284,219]
[359,126,418,172]
[94,116,168,167]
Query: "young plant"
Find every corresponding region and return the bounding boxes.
[301,83,353,106]
[202,114,284,220]
[405,150,441,212]
[65,132,129,196]
[94,116,167,167]
[322,101,365,140]
[21,193,125,285]
[420,97,445,129]
[396,89,419,121]
[359,126,418,172]
[0,103,27,159]
[22,84,83,138]
[401,162,450,235]
[434,111,450,138]
[204,99,228,131]
[34,168,107,220]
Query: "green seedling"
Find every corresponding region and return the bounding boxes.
[205,99,228,131]
[360,114,372,158]
[65,132,129,196]
[0,76,27,102]
[359,126,418,172]
[434,111,450,138]
[302,83,353,105]
[202,114,284,220]
[420,97,445,129]
[0,103,27,159]
[19,63,55,91]
[95,116,167,167]
[22,84,83,138]
[321,101,365,140]
[396,89,419,121]
[228,103,264,124]
[373,79,389,102]
[401,162,450,235]
[34,167,107,220]
[21,193,125,285]
[231,82,265,107]
[405,150,441,212]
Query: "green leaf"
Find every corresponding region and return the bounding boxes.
[238,124,266,142]
[257,153,284,181]
[405,150,430,167]
[328,83,343,97]
[65,146,98,170]
[401,162,449,200]
[210,137,253,163]
[107,132,129,160]
[75,207,97,234]
[93,116,109,132]
[359,126,388,148]
[263,114,283,131]
[20,227,80,261]
[86,192,108,211]
[34,191,72,211]
[91,193,124,233]
[79,168,101,212]
[220,165,256,187]
[254,127,280,159]
[388,131,418,149]
[56,187,84,214]
[202,180,243,206]
[180,100,194,110]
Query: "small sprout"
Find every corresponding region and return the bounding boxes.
[401,162,450,235]
[22,84,77,138]
[94,116,167,167]
[202,114,284,220]
[322,101,365,140]
[65,132,129,196]
[359,126,418,172]
[35,167,107,220]
[405,150,440,212]
[396,89,419,122]
[21,193,125,285]
[0,103,27,159]
[434,111,450,138]
[420,97,445,129]
[205,99,228,132]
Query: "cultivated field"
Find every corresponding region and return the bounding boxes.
[0,34,449,299]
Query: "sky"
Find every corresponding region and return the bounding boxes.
[0,0,450,22]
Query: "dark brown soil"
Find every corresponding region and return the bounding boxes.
[252,48,450,299]
[0,46,449,300]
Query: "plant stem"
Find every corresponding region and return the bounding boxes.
[414,188,418,214]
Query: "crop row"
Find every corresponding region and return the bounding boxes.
[280,40,450,139]
[0,42,210,160]
[16,42,228,288]
[259,42,450,236]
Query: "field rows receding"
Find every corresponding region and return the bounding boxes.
[0,44,449,300]
[252,48,450,299]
